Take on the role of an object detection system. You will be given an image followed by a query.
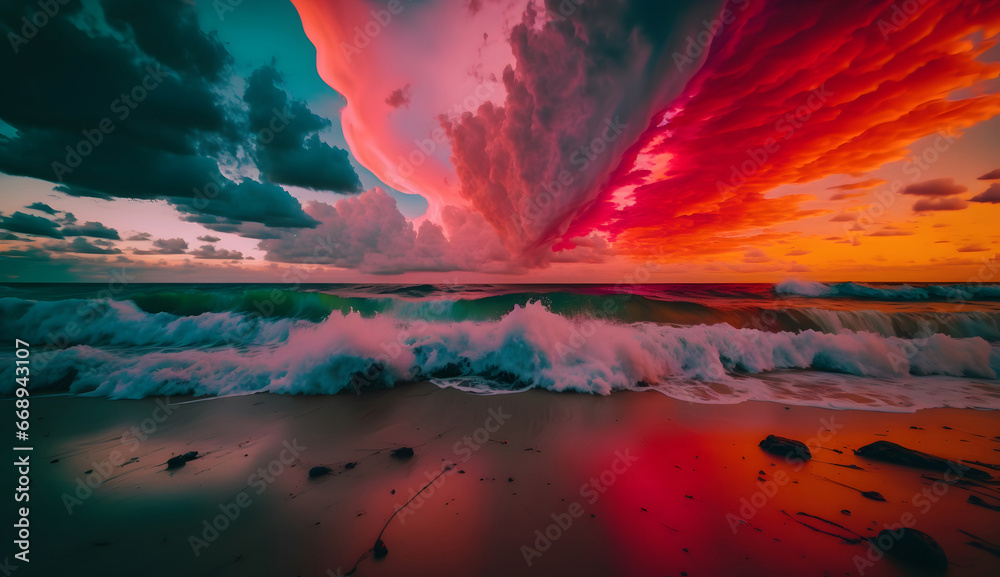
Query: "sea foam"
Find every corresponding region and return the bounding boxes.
[3,301,997,410]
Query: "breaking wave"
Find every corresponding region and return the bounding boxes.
[2,298,998,410]
[775,279,1000,301]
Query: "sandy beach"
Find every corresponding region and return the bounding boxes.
[12,384,999,577]
[4,0,1000,574]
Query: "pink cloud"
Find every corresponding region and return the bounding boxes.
[258,189,521,274]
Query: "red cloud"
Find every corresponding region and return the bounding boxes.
[292,0,1000,273]
[559,0,1000,259]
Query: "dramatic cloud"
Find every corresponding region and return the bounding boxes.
[295,0,722,260]
[189,245,244,260]
[913,198,969,212]
[259,188,518,273]
[5,0,1000,281]
[245,65,362,193]
[970,183,1000,204]
[557,0,1000,259]
[0,2,234,197]
[101,0,232,82]
[173,178,319,230]
[61,221,120,240]
[957,244,989,252]
[440,0,721,256]
[0,0,341,236]
[24,202,58,215]
[0,211,63,238]
[902,178,968,197]
[134,237,188,255]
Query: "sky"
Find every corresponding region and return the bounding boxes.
[1,0,999,283]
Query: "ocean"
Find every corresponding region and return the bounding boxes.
[2,281,999,411]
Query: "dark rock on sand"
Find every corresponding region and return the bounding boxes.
[166,451,199,469]
[309,466,332,478]
[855,441,991,480]
[872,528,947,575]
[391,447,414,459]
[373,539,389,559]
[759,435,812,460]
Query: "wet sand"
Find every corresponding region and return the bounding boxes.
[15,384,1000,577]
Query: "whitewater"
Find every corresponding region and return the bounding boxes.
[1,282,998,411]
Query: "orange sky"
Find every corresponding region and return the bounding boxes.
[2,0,1000,282]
